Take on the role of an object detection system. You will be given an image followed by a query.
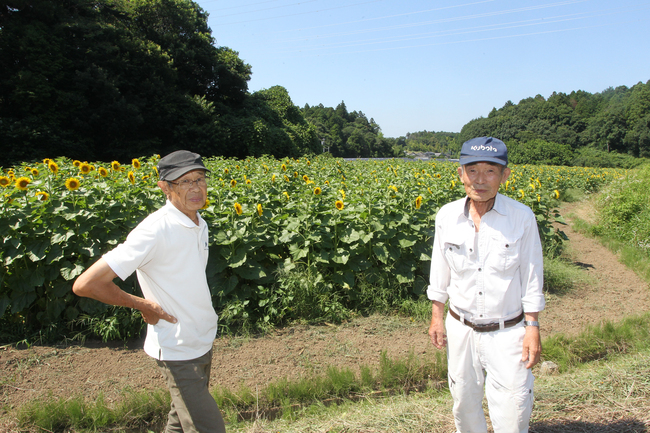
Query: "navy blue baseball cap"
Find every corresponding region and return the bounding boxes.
[459,137,508,166]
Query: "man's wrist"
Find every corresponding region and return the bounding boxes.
[524,320,539,327]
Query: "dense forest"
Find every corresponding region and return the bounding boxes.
[301,102,397,158]
[0,0,320,165]
[1,0,649,167]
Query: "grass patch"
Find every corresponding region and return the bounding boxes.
[226,347,650,432]
[543,254,592,295]
[542,313,650,372]
[17,389,169,432]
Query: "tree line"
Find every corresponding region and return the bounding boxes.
[1,0,649,167]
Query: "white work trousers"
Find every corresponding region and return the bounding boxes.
[446,312,534,433]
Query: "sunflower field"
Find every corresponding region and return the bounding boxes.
[0,155,627,341]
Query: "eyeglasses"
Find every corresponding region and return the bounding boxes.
[167,177,209,190]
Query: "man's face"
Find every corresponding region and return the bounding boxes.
[158,169,208,220]
[457,162,510,203]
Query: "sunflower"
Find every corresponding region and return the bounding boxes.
[132,158,141,169]
[293,171,298,178]
[246,179,251,185]
[303,175,310,183]
[388,185,398,193]
[281,164,287,171]
[518,189,525,199]
[325,180,330,186]
[234,202,243,215]
[35,191,49,201]
[43,158,51,165]
[73,160,81,167]
[335,200,344,210]
[271,174,276,182]
[257,203,263,216]
[202,199,210,210]
[230,179,237,188]
[111,161,121,171]
[141,175,150,181]
[31,168,39,176]
[284,175,290,182]
[79,162,92,175]
[283,191,290,200]
[415,196,423,209]
[537,194,541,202]
[153,167,158,176]
[98,167,109,177]
[15,176,30,190]
[127,171,135,185]
[553,189,560,199]
[48,161,59,174]
[307,160,311,165]
[314,187,322,195]
[65,177,80,191]
[339,189,346,199]
[0,176,11,187]
[224,168,229,174]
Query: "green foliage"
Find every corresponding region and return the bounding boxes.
[572,147,646,169]
[459,81,650,162]
[0,156,626,343]
[0,0,318,165]
[507,139,575,166]
[591,165,650,254]
[301,102,395,158]
[402,130,460,156]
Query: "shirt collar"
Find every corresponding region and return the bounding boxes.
[463,193,507,218]
[164,200,204,228]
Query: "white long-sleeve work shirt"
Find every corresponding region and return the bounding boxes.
[427,193,545,323]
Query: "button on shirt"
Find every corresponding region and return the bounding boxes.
[427,193,545,323]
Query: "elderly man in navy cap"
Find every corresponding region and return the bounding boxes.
[73,150,226,433]
[427,137,544,433]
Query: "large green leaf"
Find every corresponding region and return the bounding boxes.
[60,261,86,280]
[27,240,49,262]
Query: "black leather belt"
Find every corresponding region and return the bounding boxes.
[449,309,524,333]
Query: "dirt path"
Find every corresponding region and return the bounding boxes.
[1,200,649,431]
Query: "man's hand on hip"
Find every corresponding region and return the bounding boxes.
[139,299,177,325]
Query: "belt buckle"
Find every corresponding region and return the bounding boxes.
[471,321,498,332]
[472,322,493,330]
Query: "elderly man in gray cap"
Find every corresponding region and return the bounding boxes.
[73,150,226,433]
[427,137,544,433]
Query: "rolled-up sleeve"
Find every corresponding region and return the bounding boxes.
[519,214,545,313]
[427,217,450,304]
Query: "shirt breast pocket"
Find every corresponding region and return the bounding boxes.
[488,232,522,277]
[443,239,469,275]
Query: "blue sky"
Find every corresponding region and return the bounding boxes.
[194,0,650,138]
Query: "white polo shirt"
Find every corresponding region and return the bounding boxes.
[104,201,218,361]
[427,193,545,322]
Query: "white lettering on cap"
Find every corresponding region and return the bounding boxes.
[470,145,498,152]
